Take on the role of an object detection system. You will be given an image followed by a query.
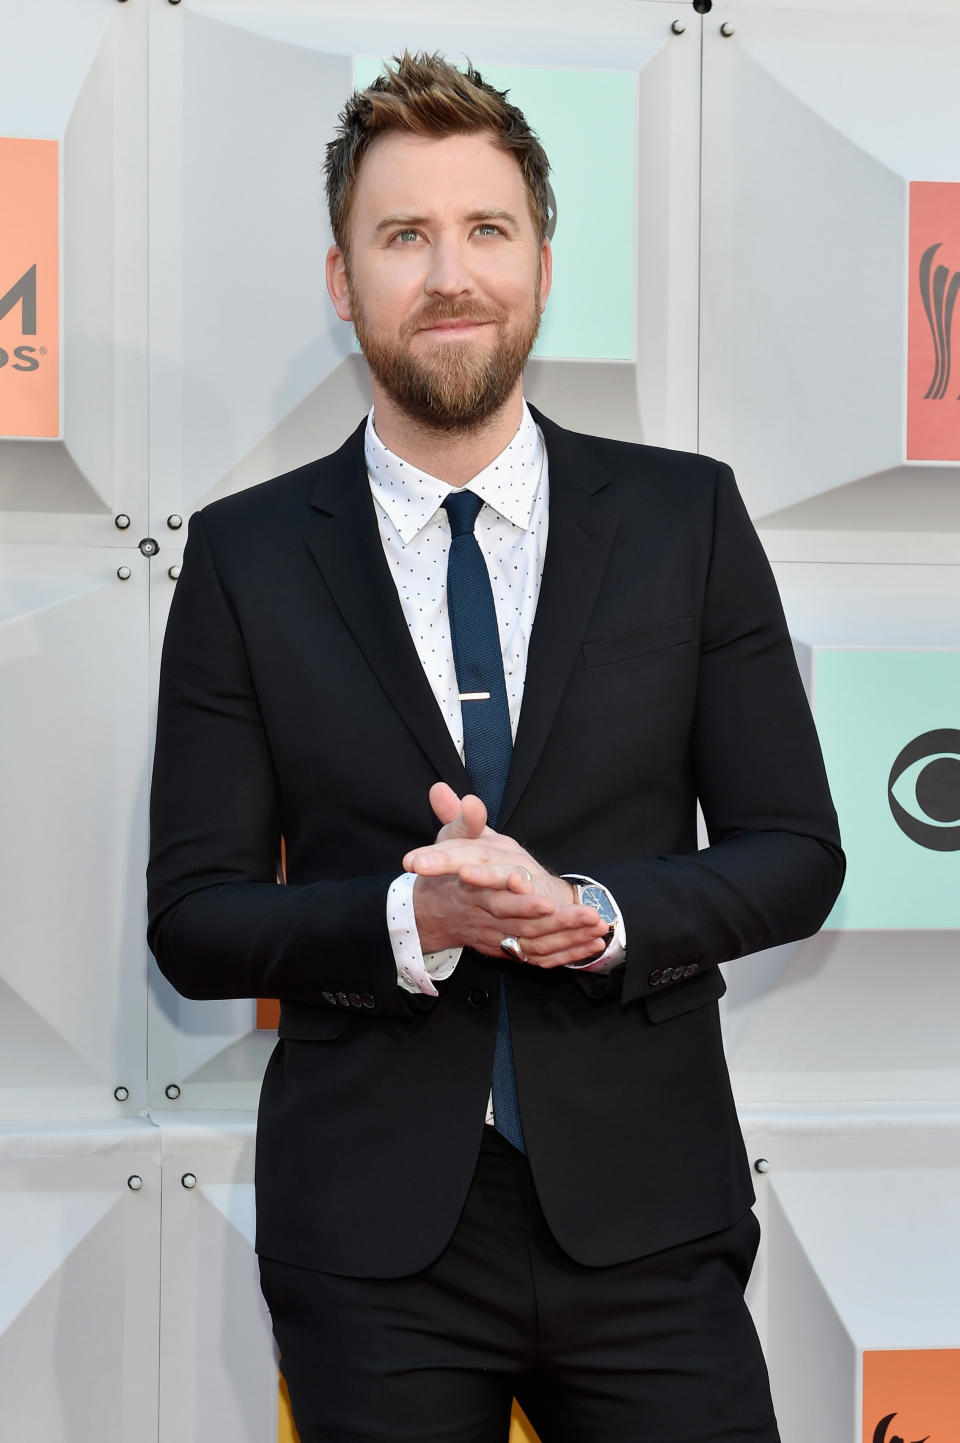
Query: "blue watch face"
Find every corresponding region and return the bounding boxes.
[579,884,616,926]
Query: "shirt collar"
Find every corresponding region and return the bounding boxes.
[364,403,544,544]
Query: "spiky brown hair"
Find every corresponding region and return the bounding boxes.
[325,51,550,257]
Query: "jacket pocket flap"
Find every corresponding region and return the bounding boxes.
[582,615,694,669]
[642,964,726,1024]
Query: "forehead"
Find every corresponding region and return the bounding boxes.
[351,130,531,227]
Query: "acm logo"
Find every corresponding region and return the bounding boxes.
[908,181,960,460]
[0,135,58,437]
[863,1349,959,1443]
[873,1415,929,1443]
[0,262,42,372]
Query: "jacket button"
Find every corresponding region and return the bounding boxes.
[321,991,336,1006]
[361,993,376,1008]
[336,991,349,1007]
[467,986,490,1009]
[683,963,698,978]
[348,993,362,1008]
[648,970,661,986]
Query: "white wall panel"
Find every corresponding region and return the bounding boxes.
[740,1112,960,1443]
[156,1114,279,1443]
[701,7,960,563]
[148,0,700,533]
[0,1121,160,1443]
[0,548,150,1117]
[0,0,148,548]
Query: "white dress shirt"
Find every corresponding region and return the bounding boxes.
[364,404,625,1007]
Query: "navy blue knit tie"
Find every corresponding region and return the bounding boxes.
[443,491,526,1154]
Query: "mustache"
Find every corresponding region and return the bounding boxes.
[401,301,507,336]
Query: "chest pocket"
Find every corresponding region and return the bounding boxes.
[581,615,694,669]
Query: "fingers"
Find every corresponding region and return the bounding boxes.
[404,836,515,876]
[476,929,607,969]
[464,891,608,965]
[428,783,489,842]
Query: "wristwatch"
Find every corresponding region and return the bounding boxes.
[566,878,617,951]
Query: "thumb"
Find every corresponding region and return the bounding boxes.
[428,782,489,840]
[428,781,462,827]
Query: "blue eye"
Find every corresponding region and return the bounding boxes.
[888,729,960,851]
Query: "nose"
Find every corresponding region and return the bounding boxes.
[424,235,473,300]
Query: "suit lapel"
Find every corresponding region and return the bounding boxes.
[305,410,618,824]
[498,410,619,830]
[306,423,469,794]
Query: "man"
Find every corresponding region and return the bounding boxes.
[148,52,843,1443]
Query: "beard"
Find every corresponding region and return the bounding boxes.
[349,282,542,434]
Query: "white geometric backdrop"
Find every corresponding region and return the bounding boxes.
[1,2,958,1440]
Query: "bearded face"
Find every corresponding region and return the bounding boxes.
[349,281,542,434]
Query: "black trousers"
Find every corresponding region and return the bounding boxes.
[259,1128,780,1443]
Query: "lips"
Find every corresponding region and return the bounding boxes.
[404,306,504,338]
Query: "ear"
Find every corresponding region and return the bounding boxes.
[325,244,353,321]
[538,238,553,314]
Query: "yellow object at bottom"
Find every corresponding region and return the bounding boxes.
[279,1375,541,1441]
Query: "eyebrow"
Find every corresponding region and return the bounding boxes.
[372,209,521,236]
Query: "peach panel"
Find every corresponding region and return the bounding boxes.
[0,138,59,438]
[907,181,960,460]
[863,1348,960,1443]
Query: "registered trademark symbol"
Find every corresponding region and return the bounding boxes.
[39,346,47,354]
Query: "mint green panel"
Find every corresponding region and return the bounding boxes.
[353,58,636,361]
[816,649,960,929]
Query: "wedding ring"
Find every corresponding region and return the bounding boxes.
[515,866,532,884]
[500,936,527,963]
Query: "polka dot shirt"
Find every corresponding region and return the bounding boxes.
[365,402,549,755]
[366,404,549,1008]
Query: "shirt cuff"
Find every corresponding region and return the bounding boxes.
[561,874,627,974]
[387,871,462,997]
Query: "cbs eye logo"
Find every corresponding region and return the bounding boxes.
[888,728,960,851]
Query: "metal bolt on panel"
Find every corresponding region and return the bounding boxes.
[165,1083,181,1100]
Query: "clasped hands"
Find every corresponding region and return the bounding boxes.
[404,782,610,968]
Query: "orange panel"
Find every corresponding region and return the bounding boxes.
[0,138,59,438]
[278,1372,300,1443]
[258,839,286,1028]
[510,1400,542,1441]
[863,1347,960,1443]
[907,181,960,461]
[257,997,281,1029]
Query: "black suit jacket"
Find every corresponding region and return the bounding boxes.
[148,407,843,1277]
